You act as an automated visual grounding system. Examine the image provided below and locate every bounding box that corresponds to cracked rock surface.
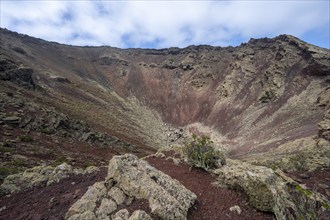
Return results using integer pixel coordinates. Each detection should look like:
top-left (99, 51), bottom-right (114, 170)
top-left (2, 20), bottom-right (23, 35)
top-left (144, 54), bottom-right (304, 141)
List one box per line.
top-left (66, 154), bottom-right (196, 220)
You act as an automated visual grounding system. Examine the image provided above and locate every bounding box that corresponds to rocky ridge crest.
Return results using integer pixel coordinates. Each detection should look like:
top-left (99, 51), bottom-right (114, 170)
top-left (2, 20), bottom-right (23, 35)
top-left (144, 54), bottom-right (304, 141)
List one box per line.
top-left (66, 154), bottom-right (196, 220)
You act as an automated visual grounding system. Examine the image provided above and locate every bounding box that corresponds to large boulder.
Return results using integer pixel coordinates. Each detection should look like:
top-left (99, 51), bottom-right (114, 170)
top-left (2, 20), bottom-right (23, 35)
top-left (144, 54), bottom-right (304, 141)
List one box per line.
top-left (66, 154), bottom-right (196, 220)
top-left (214, 160), bottom-right (330, 220)
top-left (65, 181), bottom-right (108, 220)
top-left (107, 154), bottom-right (196, 219)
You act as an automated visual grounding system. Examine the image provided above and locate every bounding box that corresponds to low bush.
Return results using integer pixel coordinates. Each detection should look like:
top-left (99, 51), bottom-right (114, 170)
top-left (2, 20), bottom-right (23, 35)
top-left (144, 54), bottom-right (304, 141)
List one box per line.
top-left (0, 166), bottom-right (21, 184)
top-left (53, 156), bottom-right (69, 166)
top-left (10, 159), bottom-right (27, 167)
top-left (19, 135), bottom-right (33, 142)
top-left (40, 128), bottom-right (54, 135)
top-left (0, 146), bottom-right (12, 153)
top-left (183, 134), bottom-right (226, 170)
top-left (2, 140), bottom-right (12, 147)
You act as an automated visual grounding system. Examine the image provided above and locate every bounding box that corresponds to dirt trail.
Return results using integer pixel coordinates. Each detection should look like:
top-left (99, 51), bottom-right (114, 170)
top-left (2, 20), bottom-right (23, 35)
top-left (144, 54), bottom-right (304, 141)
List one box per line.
top-left (146, 156), bottom-right (275, 220)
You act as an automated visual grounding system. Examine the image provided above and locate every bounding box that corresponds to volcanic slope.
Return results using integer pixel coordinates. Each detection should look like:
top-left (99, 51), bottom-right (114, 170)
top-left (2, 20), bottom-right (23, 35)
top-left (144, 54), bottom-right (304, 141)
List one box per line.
top-left (0, 28), bottom-right (329, 169)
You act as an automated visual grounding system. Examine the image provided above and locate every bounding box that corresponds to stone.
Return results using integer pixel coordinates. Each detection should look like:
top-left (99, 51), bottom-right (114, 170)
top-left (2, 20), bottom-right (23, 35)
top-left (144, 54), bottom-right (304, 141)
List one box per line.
top-left (108, 186), bottom-right (126, 205)
top-left (12, 154), bottom-right (28, 161)
top-left (128, 210), bottom-right (152, 220)
top-left (96, 198), bottom-right (117, 218)
top-left (106, 154), bottom-right (197, 220)
top-left (326, 190), bottom-right (330, 197)
top-left (66, 181), bottom-right (107, 220)
top-left (214, 160), bottom-right (330, 219)
top-left (112, 209), bottom-right (129, 220)
top-left (84, 166), bottom-right (100, 174)
top-left (0, 167), bottom-right (50, 194)
top-left (172, 157), bottom-right (181, 165)
top-left (319, 110), bottom-right (330, 141)
top-left (0, 206), bottom-right (7, 213)
top-left (318, 184), bottom-right (329, 189)
top-left (229, 205), bottom-right (242, 214)
top-left (3, 116), bottom-right (21, 122)
top-left (47, 163), bottom-right (74, 185)
top-left (3, 67), bottom-right (35, 89)
top-left (65, 154), bottom-right (196, 220)
top-left (316, 88), bottom-right (330, 107)
top-left (0, 163), bottom-right (87, 195)
top-left (81, 132), bottom-right (93, 142)
top-left (67, 211), bottom-right (96, 220)
top-left (3, 116), bottom-right (21, 127)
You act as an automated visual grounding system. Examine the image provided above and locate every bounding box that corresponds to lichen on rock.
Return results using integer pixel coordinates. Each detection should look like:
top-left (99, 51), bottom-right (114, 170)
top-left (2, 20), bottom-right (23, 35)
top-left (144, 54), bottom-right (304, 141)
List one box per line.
top-left (0, 163), bottom-right (99, 196)
top-left (214, 160), bottom-right (330, 219)
top-left (128, 210), bottom-right (152, 220)
top-left (66, 154), bottom-right (196, 220)
top-left (106, 154), bottom-right (196, 219)
top-left (319, 109), bottom-right (330, 141)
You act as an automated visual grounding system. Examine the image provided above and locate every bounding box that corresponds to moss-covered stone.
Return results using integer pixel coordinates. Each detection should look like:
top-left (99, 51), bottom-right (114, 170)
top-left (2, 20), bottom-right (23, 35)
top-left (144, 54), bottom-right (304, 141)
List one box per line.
top-left (214, 160), bottom-right (330, 219)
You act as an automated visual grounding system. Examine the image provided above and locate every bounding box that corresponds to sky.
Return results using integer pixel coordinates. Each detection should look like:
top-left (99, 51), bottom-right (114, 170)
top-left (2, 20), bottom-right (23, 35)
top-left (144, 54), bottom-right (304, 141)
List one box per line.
top-left (0, 1), bottom-right (329, 49)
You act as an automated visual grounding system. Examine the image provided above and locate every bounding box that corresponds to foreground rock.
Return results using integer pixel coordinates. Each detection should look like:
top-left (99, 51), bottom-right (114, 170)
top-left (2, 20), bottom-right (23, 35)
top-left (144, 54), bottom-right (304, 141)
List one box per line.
top-left (0, 163), bottom-right (99, 196)
top-left (215, 160), bottom-right (330, 219)
top-left (66, 154), bottom-right (196, 220)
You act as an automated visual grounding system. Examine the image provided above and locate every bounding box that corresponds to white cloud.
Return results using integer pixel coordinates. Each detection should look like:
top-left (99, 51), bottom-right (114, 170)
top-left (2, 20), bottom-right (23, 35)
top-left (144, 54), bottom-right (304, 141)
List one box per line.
top-left (0, 0), bottom-right (329, 48)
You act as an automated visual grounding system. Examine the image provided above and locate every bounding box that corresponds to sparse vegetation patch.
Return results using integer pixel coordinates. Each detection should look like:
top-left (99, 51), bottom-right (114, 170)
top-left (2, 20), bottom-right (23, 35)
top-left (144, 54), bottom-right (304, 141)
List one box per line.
top-left (19, 135), bottom-right (33, 142)
top-left (183, 134), bottom-right (226, 170)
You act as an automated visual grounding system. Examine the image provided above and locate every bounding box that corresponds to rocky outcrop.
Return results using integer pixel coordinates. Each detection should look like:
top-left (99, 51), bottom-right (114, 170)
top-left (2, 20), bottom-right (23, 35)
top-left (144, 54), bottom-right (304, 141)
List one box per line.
top-left (107, 154), bottom-right (196, 219)
top-left (2, 116), bottom-right (21, 127)
top-left (66, 154), bottom-right (196, 220)
top-left (214, 160), bottom-right (330, 219)
top-left (319, 109), bottom-right (330, 141)
top-left (0, 163), bottom-right (99, 196)
top-left (0, 55), bottom-right (35, 89)
top-left (0, 90), bottom-right (133, 150)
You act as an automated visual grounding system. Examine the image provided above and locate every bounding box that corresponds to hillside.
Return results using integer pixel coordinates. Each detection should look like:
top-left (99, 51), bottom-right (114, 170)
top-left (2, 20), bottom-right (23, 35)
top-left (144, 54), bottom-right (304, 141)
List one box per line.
top-left (0, 28), bottom-right (329, 219)
top-left (1, 28), bottom-right (329, 156)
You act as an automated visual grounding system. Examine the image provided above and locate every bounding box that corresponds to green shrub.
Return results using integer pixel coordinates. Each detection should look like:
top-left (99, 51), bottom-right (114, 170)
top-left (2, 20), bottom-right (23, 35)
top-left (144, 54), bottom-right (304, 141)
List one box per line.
top-left (40, 128), bottom-right (54, 135)
top-left (2, 140), bottom-right (12, 147)
top-left (0, 141), bottom-right (14, 153)
top-left (11, 159), bottom-right (26, 167)
top-left (0, 146), bottom-right (12, 153)
top-left (19, 135), bottom-right (33, 142)
top-left (289, 152), bottom-right (308, 171)
top-left (53, 156), bottom-right (69, 166)
top-left (183, 134), bottom-right (226, 170)
top-left (83, 161), bottom-right (95, 169)
top-left (0, 166), bottom-right (21, 184)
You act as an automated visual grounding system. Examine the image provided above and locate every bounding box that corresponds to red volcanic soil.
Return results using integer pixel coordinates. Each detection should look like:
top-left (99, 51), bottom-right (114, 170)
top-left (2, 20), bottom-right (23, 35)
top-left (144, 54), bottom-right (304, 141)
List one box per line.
top-left (0, 154), bottom-right (275, 220)
top-left (146, 155), bottom-right (275, 220)
top-left (286, 167), bottom-right (330, 201)
top-left (0, 168), bottom-right (107, 220)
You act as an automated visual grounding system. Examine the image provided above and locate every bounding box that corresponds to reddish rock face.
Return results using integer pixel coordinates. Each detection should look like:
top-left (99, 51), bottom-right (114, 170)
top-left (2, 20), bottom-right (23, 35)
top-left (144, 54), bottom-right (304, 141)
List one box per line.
top-left (0, 28), bottom-right (329, 157)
